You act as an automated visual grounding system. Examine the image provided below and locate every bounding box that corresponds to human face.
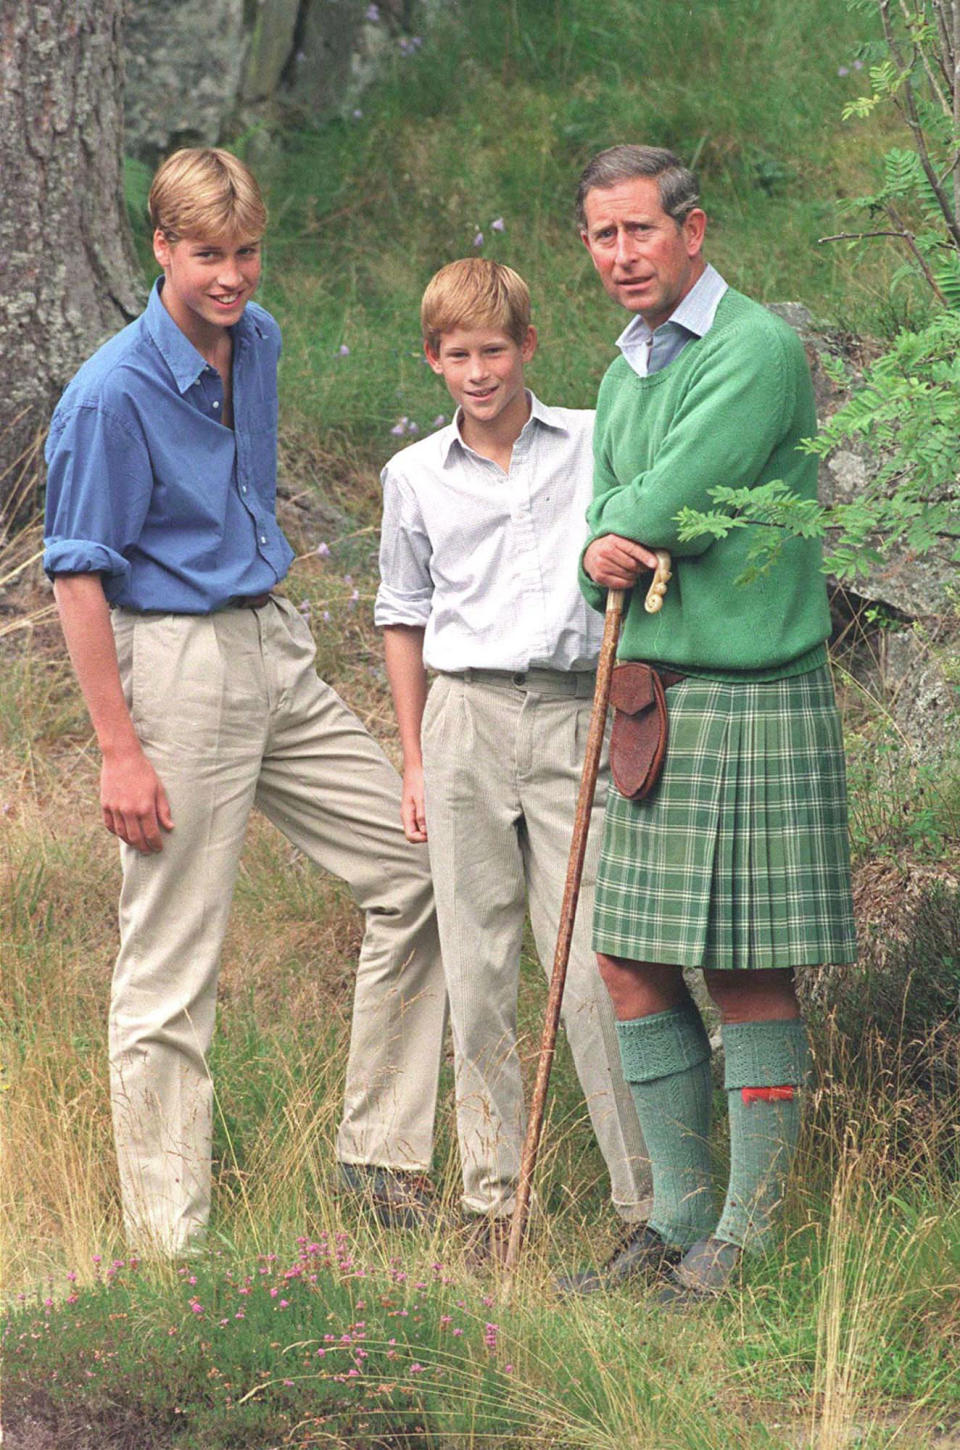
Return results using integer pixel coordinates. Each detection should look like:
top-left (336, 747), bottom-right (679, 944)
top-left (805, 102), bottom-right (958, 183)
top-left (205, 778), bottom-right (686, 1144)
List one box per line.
top-left (152, 230), bottom-right (262, 347)
top-left (425, 324), bottom-right (537, 438)
top-left (580, 176), bottom-right (706, 329)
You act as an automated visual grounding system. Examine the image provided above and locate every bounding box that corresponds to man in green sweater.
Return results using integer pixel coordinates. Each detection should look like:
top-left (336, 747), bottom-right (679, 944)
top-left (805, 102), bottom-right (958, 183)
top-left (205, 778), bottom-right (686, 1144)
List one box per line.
top-left (567, 144), bottom-right (856, 1304)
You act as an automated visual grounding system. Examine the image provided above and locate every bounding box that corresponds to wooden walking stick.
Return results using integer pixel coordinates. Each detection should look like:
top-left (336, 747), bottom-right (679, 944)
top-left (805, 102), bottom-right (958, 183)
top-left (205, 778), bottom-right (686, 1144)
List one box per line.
top-left (503, 551), bottom-right (671, 1277)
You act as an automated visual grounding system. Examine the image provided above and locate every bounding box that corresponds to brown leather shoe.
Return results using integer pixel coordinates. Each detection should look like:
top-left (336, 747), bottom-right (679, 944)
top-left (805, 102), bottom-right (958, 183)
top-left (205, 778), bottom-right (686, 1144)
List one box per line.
top-left (338, 1163), bottom-right (436, 1231)
top-left (462, 1214), bottom-right (513, 1270)
top-left (656, 1236), bottom-right (742, 1308)
top-left (556, 1224), bottom-right (681, 1295)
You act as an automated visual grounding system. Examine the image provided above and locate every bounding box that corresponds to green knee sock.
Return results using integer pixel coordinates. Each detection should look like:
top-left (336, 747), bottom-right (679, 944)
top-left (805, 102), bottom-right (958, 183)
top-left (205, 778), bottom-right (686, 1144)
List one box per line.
top-left (616, 1000), bottom-right (715, 1250)
top-left (715, 1018), bottom-right (811, 1251)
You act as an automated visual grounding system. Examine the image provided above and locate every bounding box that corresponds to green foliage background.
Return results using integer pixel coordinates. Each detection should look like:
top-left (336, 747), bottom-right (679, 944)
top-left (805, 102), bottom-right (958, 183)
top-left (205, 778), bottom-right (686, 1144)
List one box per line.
top-left (211, 0), bottom-right (905, 452)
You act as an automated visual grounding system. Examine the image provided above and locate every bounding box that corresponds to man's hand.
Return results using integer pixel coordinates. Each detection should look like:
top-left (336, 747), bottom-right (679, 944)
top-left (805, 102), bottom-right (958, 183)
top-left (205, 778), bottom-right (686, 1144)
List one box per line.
top-left (53, 573), bottom-right (175, 854)
top-left (101, 745), bottom-right (174, 854)
top-left (400, 762), bottom-right (428, 844)
top-left (583, 534), bottom-right (662, 589)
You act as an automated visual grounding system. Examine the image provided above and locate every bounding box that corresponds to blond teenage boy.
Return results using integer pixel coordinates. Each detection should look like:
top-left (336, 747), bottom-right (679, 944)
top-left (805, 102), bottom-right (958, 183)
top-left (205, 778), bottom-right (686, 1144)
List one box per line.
top-left (43, 148), bottom-right (447, 1256)
top-left (376, 259), bottom-right (651, 1263)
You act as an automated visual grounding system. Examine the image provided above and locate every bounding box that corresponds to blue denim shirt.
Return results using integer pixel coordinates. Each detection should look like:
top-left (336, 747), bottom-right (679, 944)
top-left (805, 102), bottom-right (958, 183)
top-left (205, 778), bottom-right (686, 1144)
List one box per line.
top-left (44, 280), bottom-right (294, 613)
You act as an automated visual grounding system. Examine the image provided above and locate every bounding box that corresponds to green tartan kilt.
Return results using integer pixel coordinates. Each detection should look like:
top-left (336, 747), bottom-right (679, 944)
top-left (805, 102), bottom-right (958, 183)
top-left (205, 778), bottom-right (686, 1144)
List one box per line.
top-left (592, 665), bottom-right (857, 970)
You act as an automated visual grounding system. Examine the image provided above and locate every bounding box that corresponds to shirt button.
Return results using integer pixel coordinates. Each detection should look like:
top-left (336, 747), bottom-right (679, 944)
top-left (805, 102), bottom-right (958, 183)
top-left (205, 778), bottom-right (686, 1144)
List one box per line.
top-left (259, 535), bottom-right (267, 545)
top-left (212, 401), bottom-right (219, 409)
top-left (241, 485), bottom-right (248, 493)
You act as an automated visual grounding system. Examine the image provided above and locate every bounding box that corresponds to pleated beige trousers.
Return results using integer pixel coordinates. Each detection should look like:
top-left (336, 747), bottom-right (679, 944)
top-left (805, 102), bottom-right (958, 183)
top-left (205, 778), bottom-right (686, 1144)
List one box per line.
top-left (110, 597), bottom-right (446, 1254)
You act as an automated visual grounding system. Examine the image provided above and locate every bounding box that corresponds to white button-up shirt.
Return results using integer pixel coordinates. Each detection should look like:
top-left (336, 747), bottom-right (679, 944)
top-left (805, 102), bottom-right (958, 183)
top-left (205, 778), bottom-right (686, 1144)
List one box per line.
top-left (375, 393), bottom-right (603, 672)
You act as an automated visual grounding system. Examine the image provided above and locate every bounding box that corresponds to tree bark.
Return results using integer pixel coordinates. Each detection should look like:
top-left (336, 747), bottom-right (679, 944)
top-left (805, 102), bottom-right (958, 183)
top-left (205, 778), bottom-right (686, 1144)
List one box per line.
top-left (0, 0), bottom-right (144, 529)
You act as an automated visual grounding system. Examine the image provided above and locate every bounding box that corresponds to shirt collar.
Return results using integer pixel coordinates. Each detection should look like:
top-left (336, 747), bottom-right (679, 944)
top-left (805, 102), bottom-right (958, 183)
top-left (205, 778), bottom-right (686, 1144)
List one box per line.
top-left (439, 390), bottom-right (568, 466)
top-left (615, 262), bottom-right (728, 355)
top-left (144, 278), bottom-right (264, 394)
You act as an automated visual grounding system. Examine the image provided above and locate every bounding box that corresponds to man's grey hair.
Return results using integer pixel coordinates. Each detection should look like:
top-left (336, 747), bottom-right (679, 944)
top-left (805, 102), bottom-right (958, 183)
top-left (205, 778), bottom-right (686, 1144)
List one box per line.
top-left (576, 145), bottom-right (701, 231)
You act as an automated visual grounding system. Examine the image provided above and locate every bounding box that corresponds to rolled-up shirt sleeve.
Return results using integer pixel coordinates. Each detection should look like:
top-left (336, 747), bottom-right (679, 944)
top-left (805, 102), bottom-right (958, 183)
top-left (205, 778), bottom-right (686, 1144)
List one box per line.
top-left (44, 401), bottom-right (153, 584)
top-left (374, 466), bottom-right (434, 627)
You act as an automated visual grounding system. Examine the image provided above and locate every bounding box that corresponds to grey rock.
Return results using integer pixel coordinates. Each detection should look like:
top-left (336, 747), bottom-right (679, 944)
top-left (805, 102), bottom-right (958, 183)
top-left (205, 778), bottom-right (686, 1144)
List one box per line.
top-left (879, 626), bottom-right (959, 767)
top-left (122, 0), bottom-right (442, 159)
top-left (771, 303), bottom-right (958, 619)
top-left (124, 0), bottom-right (248, 157)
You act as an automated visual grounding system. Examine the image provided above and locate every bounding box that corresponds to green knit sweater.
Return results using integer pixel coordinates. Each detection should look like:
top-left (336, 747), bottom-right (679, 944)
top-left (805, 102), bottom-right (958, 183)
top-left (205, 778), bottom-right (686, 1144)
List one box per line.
top-left (579, 288), bottom-right (831, 680)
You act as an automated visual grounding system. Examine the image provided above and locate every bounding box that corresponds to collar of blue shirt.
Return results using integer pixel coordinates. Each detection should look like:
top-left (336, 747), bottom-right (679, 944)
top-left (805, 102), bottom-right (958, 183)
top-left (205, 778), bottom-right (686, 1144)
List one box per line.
top-left (616, 262), bottom-right (728, 378)
top-left (144, 277), bottom-right (270, 395)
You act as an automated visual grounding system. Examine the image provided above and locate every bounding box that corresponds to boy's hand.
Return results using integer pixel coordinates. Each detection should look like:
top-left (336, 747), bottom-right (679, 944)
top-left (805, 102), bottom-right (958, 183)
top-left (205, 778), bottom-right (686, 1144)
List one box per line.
top-left (400, 763), bottom-right (428, 844)
top-left (101, 746), bottom-right (174, 854)
top-left (583, 533), bottom-right (661, 589)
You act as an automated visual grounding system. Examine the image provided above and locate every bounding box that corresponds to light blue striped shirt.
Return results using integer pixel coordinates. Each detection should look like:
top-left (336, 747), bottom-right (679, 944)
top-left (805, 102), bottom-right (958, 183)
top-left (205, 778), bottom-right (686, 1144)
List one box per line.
top-left (616, 263), bottom-right (728, 377)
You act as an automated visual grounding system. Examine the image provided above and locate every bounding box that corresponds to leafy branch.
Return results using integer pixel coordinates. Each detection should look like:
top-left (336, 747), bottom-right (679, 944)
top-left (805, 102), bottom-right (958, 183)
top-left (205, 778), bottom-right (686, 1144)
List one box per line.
top-left (823, 0), bottom-right (960, 304)
top-left (676, 311), bottom-right (960, 583)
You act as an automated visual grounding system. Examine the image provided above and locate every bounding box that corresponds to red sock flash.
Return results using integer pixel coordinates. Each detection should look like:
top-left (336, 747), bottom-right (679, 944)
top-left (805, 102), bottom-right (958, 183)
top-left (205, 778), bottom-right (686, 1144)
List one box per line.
top-left (741, 1085), bottom-right (796, 1104)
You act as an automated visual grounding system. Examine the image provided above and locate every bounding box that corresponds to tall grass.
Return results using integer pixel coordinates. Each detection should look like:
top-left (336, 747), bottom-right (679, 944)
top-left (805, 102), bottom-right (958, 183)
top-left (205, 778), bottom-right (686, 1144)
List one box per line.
top-left (4, 506), bottom-right (959, 1446)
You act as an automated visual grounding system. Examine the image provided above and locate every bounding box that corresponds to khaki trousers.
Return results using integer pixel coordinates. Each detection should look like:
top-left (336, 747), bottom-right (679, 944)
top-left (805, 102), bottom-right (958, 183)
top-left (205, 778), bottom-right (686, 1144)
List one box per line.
top-left (110, 598), bottom-right (446, 1254)
top-left (421, 671), bottom-right (652, 1219)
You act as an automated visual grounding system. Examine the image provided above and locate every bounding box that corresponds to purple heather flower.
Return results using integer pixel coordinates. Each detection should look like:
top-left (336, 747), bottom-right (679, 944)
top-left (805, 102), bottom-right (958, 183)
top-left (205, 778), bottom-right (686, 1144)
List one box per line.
top-left (491, 216), bottom-right (505, 232)
top-left (365, 4), bottom-right (380, 20)
top-left (838, 65), bottom-right (850, 76)
top-left (390, 416), bottom-right (409, 436)
top-left (432, 414), bottom-right (447, 428)
top-left (473, 231), bottom-right (484, 248)
top-left (316, 541), bottom-right (330, 557)
top-left (352, 108), bottom-right (364, 119)
top-left (853, 57), bottom-right (864, 69)
top-left (336, 343), bottom-right (350, 357)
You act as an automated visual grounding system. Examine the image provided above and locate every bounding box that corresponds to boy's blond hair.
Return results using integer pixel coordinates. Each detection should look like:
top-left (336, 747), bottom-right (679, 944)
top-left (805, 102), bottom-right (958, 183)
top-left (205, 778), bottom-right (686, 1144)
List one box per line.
top-left (421, 259), bottom-right (531, 352)
top-left (148, 148), bottom-right (267, 243)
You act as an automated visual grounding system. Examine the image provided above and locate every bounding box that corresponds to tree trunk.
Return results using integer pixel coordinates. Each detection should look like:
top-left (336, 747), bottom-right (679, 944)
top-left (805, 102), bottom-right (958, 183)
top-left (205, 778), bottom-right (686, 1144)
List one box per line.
top-left (0, 0), bottom-right (144, 530)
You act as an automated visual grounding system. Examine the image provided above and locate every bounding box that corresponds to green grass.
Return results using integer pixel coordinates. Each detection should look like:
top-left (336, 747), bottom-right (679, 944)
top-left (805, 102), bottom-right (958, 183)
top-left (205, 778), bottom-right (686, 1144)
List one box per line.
top-left (235, 0), bottom-right (914, 465)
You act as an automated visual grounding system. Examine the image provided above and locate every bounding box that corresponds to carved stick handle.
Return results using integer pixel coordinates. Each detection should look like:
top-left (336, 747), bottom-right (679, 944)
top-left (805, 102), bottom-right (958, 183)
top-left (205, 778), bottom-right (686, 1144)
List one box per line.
top-left (644, 550), bottom-right (672, 614)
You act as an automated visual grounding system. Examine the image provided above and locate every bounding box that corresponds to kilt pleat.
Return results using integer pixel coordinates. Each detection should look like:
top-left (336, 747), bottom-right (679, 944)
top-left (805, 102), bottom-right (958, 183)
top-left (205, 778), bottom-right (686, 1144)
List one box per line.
top-left (592, 666), bottom-right (857, 970)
